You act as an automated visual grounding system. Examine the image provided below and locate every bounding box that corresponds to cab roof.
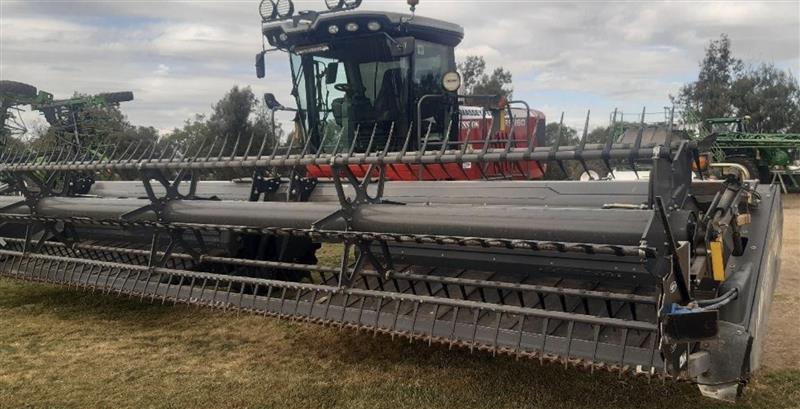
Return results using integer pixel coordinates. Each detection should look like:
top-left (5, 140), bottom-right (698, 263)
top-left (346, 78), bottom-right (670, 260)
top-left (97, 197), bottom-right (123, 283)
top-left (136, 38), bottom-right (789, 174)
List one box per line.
top-left (262, 10), bottom-right (464, 49)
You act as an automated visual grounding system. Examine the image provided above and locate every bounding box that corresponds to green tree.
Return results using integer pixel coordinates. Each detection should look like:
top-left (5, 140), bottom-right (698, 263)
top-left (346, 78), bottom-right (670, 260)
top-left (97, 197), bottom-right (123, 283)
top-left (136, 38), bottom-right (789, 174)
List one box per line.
top-left (675, 34), bottom-right (800, 133)
top-left (730, 64), bottom-right (800, 132)
top-left (208, 86), bottom-right (257, 140)
top-left (163, 86), bottom-right (278, 179)
top-left (457, 56), bottom-right (485, 95)
top-left (543, 122), bottom-right (578, 180)
top-left (674, 34), bottom-right (743, 121)
top-left (29, 98), bottom-right (158, 161)
top-left (457, 56), bottom-right (513, 98)
top-left (545, 121), bottom-right (578, 147)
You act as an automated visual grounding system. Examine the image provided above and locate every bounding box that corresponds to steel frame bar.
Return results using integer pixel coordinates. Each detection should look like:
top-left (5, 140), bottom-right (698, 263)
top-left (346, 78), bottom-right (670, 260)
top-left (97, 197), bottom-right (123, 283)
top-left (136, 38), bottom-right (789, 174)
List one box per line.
top-left (0, 145), bottom-right (680, 174)
top-left (0, 213), bottom-right (655, 259)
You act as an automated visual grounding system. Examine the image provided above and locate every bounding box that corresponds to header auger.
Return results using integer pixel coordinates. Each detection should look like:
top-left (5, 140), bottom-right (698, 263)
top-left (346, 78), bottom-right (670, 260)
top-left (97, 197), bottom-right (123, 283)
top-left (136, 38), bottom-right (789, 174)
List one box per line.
top-left (0, 0), bottom-right (783, 403)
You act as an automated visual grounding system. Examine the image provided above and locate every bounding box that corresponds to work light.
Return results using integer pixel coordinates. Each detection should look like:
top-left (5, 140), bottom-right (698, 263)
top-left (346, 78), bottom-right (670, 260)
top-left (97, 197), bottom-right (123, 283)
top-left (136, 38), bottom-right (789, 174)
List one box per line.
top-left (259, 0), bottom-right (276, 20)
top-left (275, 0), bottom-right (294, 18)
top-left (342, 0), bottom-right (362, 9)
top-left (325, 0), bottom-right (361, 10)
top-left (325, 0), bottom-right (343, 10)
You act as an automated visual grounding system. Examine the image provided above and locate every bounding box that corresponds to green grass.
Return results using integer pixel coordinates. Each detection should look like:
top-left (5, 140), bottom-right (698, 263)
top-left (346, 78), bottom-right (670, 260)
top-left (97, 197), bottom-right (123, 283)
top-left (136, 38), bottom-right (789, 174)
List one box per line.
top-left (0, 278), bottom-right (798, 409)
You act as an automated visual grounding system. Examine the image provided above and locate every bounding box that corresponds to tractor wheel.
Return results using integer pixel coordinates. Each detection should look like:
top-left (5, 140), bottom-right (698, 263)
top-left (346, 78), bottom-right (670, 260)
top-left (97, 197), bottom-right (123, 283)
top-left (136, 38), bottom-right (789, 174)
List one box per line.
top-left (98, 91), bottom-right (134, 104)
top-left (726, 157), bottom-right (760, 181)
top-left (573, 159), bottom-right (610, 181)
top-left (0, 80), bottom-right (37, 99)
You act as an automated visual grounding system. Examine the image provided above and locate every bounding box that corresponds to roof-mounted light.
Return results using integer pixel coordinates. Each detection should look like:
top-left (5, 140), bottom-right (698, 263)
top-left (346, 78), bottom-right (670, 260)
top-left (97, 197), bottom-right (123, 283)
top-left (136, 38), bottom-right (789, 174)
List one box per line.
top-left (275, 0), bottom-right (295, 18)
top-left (328, 25), bottom-right (340, 34)
top-left (345, 22), bottom-right (359, 32)
top-left (260, 0), bottom-right (294, 21)
top-left (324, 0), bottom-right (362, 11)
top-left (259, 0), bottom-right (276, 21)
top-left (367, 21), bottom-right (381, 31)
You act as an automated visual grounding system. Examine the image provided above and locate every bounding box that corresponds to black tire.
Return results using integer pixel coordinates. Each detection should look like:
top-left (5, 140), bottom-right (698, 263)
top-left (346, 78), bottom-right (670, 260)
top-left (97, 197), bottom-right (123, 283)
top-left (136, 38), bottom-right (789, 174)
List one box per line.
top-left (727, 157), bottom-right (759, 181)
top-left (569, 159), bottom-right (611, 180)
top-left (0, 80), bottom-right (37, 99)
top-left (98, 91), bottom-right (134, 104)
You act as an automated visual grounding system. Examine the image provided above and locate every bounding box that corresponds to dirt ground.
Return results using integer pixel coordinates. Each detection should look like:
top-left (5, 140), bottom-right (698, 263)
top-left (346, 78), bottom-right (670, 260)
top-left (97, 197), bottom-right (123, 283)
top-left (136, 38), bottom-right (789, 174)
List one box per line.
top-left (0, 196), bottom-right (797, 409)
top-left (762, 194), bottom-right (800, 371)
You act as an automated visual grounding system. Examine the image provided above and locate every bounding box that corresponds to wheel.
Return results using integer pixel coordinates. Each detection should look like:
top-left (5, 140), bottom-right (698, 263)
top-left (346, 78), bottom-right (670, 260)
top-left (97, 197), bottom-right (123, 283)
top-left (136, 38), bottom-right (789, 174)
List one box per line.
top-left (570, 160), bottom-right (610, 180)
top-left (98, 91), bottom-right (134, 104)
top-left (726, 157), bottom-right (759, 181)
top-left (579, 170), bottom-right (601, 181)
top-left (0, 80), bottom-right (37, 99)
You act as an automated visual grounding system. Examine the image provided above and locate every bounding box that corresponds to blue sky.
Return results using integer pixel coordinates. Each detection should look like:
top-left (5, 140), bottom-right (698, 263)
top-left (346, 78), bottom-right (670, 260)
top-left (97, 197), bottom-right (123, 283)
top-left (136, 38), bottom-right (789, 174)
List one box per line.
top-left (2, 0), bottom-right (798, 133)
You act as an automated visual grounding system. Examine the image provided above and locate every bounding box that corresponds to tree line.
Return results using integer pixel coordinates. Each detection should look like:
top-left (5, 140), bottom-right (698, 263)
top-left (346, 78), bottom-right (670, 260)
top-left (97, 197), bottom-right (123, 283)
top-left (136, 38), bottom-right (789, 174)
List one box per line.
top-left (9, 33), bottom-right (797, 181)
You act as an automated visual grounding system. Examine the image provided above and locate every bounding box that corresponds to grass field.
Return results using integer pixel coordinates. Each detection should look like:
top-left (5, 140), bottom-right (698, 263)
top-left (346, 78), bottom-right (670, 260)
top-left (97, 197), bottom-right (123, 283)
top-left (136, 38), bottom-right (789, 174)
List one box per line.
top-left (0, 196), bottom-right (798, 409)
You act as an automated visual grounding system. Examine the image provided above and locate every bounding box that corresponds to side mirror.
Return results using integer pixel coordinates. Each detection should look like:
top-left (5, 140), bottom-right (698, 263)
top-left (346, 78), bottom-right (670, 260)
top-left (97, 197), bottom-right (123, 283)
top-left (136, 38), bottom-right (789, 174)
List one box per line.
top-left (389, 36), bottom-right (415, 57)
top-left (325, 62), bottom-right (339, 84)
top-left (264, 93), bottom-right (283, 110)
top-left (255, 51), bottom-right (266, 79)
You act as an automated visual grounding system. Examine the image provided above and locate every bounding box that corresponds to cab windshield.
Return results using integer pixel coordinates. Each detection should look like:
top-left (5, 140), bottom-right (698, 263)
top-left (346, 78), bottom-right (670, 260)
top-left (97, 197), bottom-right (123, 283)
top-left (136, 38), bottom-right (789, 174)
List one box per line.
top-left (290, 36), bottom-right (456, 153)
top-left (291, 37), bottom-right (410, 152)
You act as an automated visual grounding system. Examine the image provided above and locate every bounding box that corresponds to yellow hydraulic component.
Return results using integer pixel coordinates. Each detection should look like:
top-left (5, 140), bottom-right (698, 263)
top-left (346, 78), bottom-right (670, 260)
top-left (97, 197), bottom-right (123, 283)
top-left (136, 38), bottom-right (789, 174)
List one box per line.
top-left (499, 109), bottom-right (507, 132)
top-left (710, 238), bottom-right (726, 281)
top-left (497, 96), bottom-right (508, 132)
top-left (737, 213), bottom-right (752, 226)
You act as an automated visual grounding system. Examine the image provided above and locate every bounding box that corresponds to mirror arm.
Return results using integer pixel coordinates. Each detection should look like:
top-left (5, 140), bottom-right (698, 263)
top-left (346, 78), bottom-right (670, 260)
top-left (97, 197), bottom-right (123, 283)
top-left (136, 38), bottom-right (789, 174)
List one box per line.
top-left (381, 32), bottom-right (403, 51)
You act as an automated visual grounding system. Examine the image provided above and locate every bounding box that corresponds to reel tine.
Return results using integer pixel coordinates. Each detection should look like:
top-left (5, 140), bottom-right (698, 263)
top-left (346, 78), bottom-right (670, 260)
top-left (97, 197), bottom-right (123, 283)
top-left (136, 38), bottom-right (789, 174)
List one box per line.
top-left (264, 285), bottom-right (274, 317)
top-left (173, 275), bottom-right (186, 306)
top-left (469, 308), bottom-right (479, 353)
top-left (230, 133), bottom-right (242, 161)
top-left (197, 277), bottom-right (209, 308)
top-left (540, 317), bottom-right (550, 365)
top-left (591, 324), bottom-right (601, 374)
top-left (448, 306), bottom-right (459, 350)
top-left (577, 110), bottom-right (593, 179)
top-left (256, 132), bottom-right (270, 160)
top-left (204, 136), bottom-right (219, 162)
top-left (243, 132), bottom-right (255, 161)
top-left (217, 135), bottom-right (230, 161)
top-left (492, 311), bottom-right (503, 356)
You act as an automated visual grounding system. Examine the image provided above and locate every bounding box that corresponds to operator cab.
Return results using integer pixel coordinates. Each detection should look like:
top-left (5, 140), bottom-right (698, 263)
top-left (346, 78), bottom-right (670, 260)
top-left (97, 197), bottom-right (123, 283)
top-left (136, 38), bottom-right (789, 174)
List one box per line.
top-left (259, 3), bottom-right (463, 153)
top-left (705, 117), bottom-right (749, 134)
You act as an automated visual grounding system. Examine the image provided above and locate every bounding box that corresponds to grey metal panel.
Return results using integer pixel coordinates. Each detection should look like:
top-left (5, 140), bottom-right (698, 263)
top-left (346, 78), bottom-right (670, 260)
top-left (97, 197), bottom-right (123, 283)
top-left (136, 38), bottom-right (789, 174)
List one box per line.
top-left (0, 196), bottom-right (652, 245)
top-left (89, 180), bottom-right (651, 207)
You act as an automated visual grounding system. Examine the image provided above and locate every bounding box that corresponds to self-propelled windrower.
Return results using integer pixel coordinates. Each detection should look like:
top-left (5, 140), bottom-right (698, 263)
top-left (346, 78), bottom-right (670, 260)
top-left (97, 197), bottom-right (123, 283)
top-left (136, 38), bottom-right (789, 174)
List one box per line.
top-left (0, 0), bottom-right (783, 402)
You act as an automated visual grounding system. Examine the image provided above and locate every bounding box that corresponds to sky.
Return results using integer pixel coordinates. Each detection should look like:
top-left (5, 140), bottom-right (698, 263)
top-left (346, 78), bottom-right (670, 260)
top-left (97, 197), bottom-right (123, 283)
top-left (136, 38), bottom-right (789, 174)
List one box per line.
top-left (1, 0), bottom-right (799, 133)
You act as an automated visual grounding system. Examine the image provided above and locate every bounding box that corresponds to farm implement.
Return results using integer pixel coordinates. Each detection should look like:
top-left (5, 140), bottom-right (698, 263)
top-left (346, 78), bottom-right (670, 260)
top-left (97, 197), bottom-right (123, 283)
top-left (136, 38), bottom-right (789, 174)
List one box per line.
top-left (0, 0), bottom-right (784, 403)
top-left (704, 116), bottom-right (800, 183)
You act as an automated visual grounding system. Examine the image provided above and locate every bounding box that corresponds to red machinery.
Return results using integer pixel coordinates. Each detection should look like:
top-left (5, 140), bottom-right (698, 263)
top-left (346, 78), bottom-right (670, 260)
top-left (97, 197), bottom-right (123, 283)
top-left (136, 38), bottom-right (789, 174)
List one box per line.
top-left (307, 105), bottom-right (547, 180)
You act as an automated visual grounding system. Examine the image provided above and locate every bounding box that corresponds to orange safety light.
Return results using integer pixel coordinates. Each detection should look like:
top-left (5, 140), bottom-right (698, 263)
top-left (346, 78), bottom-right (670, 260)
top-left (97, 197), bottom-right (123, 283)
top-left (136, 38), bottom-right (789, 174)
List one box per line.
top-left (692, 153), bottom-right (710, 171)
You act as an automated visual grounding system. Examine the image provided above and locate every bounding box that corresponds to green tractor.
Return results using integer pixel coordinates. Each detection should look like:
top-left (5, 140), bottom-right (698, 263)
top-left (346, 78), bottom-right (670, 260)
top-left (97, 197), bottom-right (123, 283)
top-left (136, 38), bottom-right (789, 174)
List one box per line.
top-left (0, 80), bottom-right (50, 146)
top-left (1, 80), bottom-right (133, 147)
top-left (703, 116), bottom-right (800, 182)
top-left (1, 80), bottom-right (134, 194)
